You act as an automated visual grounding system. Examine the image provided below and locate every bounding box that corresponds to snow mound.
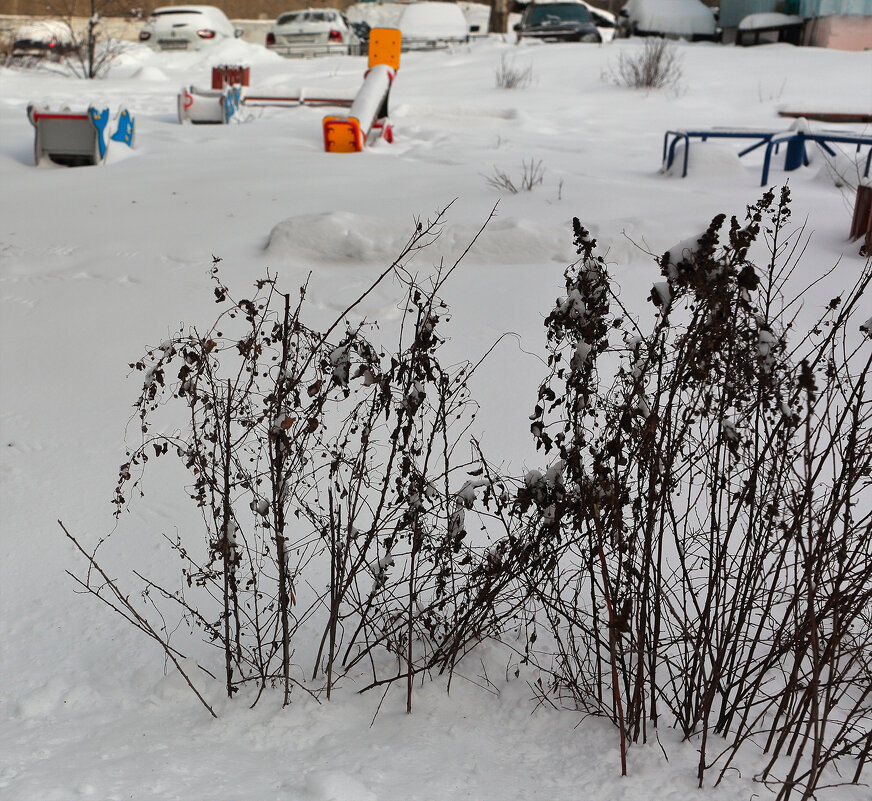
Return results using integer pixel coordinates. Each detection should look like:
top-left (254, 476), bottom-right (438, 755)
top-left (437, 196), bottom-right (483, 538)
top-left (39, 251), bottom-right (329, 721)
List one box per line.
top-left (813, 145), bottom-right (867, 188)
top-left (114, 38), bottom-right (284, 80)
top-left (662, 142), bottom-right (746, 179)
top-left (150, 668), bottom-right (199, 704)
top-left (265, 212), bottom-right (575, 265)
top-left (129, 65), bottom-right (170, 81)
top-left (17, 676), bottom-right (68, 719)
top-left (304, 771), bottom-right (377, 801)
top-left (739, 13), bottom-right (802, 30)
top-left (15, 677), bottom-right (100, 719)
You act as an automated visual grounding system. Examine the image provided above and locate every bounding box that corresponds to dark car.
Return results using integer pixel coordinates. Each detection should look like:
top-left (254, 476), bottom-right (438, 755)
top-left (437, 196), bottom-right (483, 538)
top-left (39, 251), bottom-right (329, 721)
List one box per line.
top-left (11, 22), bottom-right (78, 61)
top-left (350, 20), bottom-right (371, 53)
top-left (515, 2), bottom-right (602, 43)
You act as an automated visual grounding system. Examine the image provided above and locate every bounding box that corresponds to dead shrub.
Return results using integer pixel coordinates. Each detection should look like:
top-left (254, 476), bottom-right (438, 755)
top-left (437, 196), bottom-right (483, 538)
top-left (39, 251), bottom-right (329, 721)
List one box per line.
top-left (495, 54), bottom-right (534, 89)
top-left (608, 38), bottom-right (683, 90)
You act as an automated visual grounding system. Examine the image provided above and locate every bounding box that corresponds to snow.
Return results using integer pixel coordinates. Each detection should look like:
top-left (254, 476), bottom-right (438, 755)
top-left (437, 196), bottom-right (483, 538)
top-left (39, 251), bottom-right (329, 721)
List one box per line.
top-left (347, 2), bottom-right (491, 34)
top-left (622, 0), bottom-right (717, 36)
top-left (398, 1), bottom-right (470, 44)
top-left (13, 20), bottom-right (75, 44)
top-left (738, 12), bottom-right (804, 29)
top-left (1, 24), bottom-right (871, 801)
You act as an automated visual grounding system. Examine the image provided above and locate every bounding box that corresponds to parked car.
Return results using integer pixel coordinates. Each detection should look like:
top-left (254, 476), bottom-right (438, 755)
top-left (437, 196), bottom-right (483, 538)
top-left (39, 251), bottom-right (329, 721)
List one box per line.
top-left (349, 20), bottom-right (371, 52)
top-left (618, 0), bottom-right (719, 40)
top-left (515, 1), bottom-right (602, 43)
top-left (138, 5), bottom-right (242, 51)
top-left (580, 2), bottom-right (618, 41)
top-left (266, 8), bottom-right (362, 57)
top-left (398, 2), bottom-right (470, 49)
top-left (11, 21), bottom-right (77, 61)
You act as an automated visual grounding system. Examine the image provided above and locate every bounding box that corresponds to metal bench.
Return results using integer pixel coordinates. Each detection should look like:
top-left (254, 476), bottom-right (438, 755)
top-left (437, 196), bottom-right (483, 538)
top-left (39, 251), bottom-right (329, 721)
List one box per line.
top-left (662, 124), bottom-right (872, 186)
top-left (761, 131), bottom-right (872, 185)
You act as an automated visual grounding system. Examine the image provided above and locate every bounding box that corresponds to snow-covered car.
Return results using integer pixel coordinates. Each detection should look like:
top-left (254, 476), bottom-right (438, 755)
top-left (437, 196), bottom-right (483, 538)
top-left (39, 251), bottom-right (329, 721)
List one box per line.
top-left (11, 21), bottom-right (77, 61)
top-left (138, 6), bottom-right (242, 52)
top-left (265, 8), bottom-right (362, 57)
top-left (398, 2), bottom-right (470, 49)
top-left (515, 1), bottom-right (602, 43)
top-left (618, 0), bottom-right (719, 40)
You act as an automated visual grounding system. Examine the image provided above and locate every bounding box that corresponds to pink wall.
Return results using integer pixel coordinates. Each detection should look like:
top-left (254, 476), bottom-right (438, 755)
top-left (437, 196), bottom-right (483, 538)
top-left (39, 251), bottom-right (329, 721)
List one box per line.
top-left (805, 15), bottom-right (872, 50)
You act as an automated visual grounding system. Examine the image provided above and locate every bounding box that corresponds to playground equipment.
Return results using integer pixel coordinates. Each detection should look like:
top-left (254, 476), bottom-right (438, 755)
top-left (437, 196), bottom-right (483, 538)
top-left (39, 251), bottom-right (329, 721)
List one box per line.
top-left (322, 28), bottom-right (401, 153)
top-left (178, 63), bottom-right (246, 124)
top-left (173, 30), bottom-right (403, 149)
top-left (212, 64), bottom-right (249, 90)
top-left (662, 119), bottom-right (872, 186)
top-left (27, 104), bottom-right (134, 166)
top-left (242, 90), bottom-right (354, 109)
top-left (178, 85), bottom-right (242, 124)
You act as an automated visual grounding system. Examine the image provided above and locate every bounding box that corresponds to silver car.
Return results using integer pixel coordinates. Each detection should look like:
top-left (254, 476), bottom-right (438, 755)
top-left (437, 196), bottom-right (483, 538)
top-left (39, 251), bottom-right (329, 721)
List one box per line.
top-left (266, 8), bottom-right (361, 58)
top-left (139, 5), bottom-right (242, 52)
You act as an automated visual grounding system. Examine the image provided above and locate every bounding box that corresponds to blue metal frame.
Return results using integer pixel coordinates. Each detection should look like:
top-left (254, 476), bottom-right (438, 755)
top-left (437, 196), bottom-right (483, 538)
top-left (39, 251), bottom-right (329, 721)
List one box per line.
top-left (110, 108), bottom-right (135, 147)
top-left (760, 132), bottom-right (872, 185)
top-left (88, 106), bottom-right (110, 160)
top-left (663, 128), bottom-right (872, 186)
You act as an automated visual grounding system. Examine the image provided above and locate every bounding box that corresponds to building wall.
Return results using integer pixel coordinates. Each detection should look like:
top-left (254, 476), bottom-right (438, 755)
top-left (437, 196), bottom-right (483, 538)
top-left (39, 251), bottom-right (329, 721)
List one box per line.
top-left (805, 13), bottom-right (872, 47)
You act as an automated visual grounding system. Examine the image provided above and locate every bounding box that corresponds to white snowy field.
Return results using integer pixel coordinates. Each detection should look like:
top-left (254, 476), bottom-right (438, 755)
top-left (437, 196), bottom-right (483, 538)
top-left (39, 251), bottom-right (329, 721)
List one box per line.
top-left (1, 26), bottom-right (871, 801)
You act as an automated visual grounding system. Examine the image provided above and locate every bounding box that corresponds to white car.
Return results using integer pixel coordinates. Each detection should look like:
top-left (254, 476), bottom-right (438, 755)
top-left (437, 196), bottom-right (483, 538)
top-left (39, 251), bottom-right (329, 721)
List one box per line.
top-left (139, 5), bottom-right (242, 51)
top-left (399, 2), bottom-right (470, 49)
top-left (619, 0), bottom-right (718, 40)
top-left (266, 8), bottom-right (361, 58)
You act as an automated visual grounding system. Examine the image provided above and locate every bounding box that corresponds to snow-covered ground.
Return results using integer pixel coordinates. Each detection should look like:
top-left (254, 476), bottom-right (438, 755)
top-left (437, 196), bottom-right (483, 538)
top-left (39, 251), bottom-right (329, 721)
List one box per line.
top-left (1, 27), bottom-right (871, 801)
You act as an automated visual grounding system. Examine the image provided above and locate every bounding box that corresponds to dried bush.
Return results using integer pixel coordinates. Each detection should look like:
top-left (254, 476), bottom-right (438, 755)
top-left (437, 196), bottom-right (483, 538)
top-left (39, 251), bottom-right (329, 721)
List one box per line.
top-left (484, 159), bottom-right (545, 194)
top-left (495, 54), bottom-right (534, 89)
top-left (608, 38), bottom-right (683, 90)
top-left (64, 191), bottom-right (872, 800)
top-left (521, 187), bottom-right (872, 798)
top-left (71, 208), bottom-right (538, 713)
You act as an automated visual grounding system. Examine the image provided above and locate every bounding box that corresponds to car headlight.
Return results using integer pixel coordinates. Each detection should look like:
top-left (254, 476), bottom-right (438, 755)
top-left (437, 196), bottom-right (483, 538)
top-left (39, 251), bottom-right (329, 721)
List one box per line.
top-left (139, 31), bottom-right (151, 41)
top-left (580, 32), bottom-right (600, 43)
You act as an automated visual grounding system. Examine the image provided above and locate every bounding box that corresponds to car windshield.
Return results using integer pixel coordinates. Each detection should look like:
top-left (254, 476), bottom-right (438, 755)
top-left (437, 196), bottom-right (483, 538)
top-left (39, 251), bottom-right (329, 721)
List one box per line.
top-left (277, 10), bottom-right (336, 24)
top-left (153, 9), bottom-right (203, 15)
top-left (528, 4), bottom-right (593, 24)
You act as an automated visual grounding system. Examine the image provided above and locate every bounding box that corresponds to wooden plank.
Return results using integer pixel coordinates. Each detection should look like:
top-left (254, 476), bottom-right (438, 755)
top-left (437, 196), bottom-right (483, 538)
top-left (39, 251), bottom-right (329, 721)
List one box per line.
top-left (778, 111), bottom-right (872, 124)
